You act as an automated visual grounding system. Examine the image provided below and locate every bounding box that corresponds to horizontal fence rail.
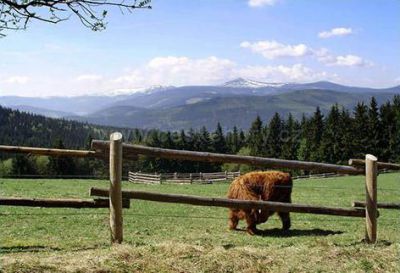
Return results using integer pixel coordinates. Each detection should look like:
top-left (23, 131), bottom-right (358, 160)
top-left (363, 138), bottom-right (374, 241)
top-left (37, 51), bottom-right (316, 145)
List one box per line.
top-left (90, 187), bottom-right (367, 218)
top-left (349, 159), bottom-right (400, 170)
top-left (92, 141), bottom-right (364, 175)
top-left (0, 144), bottom-right (138, 160)
top-left (0, 197), bottom-right (130, 208)
top-left (352, 201), bottom-right (400, 210)
top-left (0, 145), bottom-right (101, 158)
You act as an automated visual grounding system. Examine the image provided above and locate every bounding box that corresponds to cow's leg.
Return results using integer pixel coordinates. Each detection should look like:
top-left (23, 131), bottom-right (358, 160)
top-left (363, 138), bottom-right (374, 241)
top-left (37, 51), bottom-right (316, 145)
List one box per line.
top-left (245, 210), bottom-right (258, 235)
top-left (228, 209), bottom-right (239, 230)
top-left (278, 212), bottom-right (291, 231)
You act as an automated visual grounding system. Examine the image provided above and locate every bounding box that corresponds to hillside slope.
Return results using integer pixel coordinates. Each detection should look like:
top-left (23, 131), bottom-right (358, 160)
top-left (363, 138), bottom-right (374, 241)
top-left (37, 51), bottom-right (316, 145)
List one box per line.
top-left (72, 89), bottom-right (397, 130)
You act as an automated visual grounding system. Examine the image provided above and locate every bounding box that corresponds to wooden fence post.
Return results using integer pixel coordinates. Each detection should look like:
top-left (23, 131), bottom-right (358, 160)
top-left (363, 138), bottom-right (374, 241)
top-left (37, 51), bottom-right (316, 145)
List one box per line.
top-left (109, 132), bottom-right (123, 244)
top-left (365, 154), bottom-right (378, 244)
top-left (190, 173), bottom-right (193, 184)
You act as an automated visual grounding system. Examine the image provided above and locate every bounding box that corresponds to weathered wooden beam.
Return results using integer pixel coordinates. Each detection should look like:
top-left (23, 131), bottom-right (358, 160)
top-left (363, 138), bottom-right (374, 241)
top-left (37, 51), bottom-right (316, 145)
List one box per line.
top-left (109, 132), bottom-right (124, 244)
top-left (95, 147), bottom-right (139, 161)
top-left (0, 145), bottom-right (101, 158)
top-left (353, 201), bottom-right (400, 210)
top-left (365, 154), bottom-right (378, 244)
top-left (90, 187), bottom-right (366, 218)
top-left (92, 140), bottom-right (363, 175)
top-left (349, 159), bottom-right (400, 170)
top-left (0, 144), bottom-right (138, 160)
top-left (0, 197), bottom-right (130, 208)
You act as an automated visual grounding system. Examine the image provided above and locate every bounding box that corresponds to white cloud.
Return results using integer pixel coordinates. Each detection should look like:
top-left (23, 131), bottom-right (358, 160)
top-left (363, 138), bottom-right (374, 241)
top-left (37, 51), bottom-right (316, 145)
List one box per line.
top-left (114, 56), bottom-right (236, 87)
top-left (4, 76), bottom-right (29, 84)
top-left (0, 55), bottom-right (366, 96)
top-left (330, 55), bottom-right (371, 67)
top-left (75, 74), bottom-right (103, 81)
top-left (248, 0), bottom-right (278, 7)
top-left (241, 40), bottom-right (372, 67)
top-left (316, 49), bottom-right (372, 67)
top-left (318, 27), bottom-right (353, 39)
top-left (236, 63), bottom-right (337, 82)
top-left (113, 56), bottom-right (336, 89)
top-left (240, 40), bottom-right (311, 59)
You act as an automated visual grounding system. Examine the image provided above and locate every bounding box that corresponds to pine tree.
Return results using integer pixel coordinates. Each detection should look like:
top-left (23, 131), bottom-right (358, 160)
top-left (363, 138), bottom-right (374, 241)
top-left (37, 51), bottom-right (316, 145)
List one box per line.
top-left (177, 130), bottom-right (188, 150)
top-left (247, 115), bottom-right (263, 156)
top-left (144, 130), bottom-right (162, 171)
top-left (198, 126), bottom-right (213, 152)
top-left (239, 130), bottom-right (246, 148)
top-left (308, 107), bottom-right (324, 162)
top-left (127, 130), bottom-right (134, 142)
top-left (198, 126), bottom-right (216, 171)
top-left (379, 102), bottom-right (396, 161)
top-left (353, 102), bottom-right (369, 158)
top-left (319, 104), bottom-right (341, 163)
top-left (159, 131), bottom-right (175, 171)
top-left (392, 95), bottom-right (400, 162)
top-left (186, 128), bottom-right (196, 150)
top-left (175, 130), bottom-right (190, 172)
top-left (11, 155), bottom-right (37, 175)
top-left (47, 139), bottom-right (76, 175)
top-left (163, 131), bottom-right (175, 149)
top-left (212, 122), bottom-right (228, 154)
top-left (368, 97), bottom-right (382, 157)
top-left (281, 113), bottom-right (300, 160)
top-left (231, 126), bottom-right (241, 153)
top-left (133, 128), bottom-right (143, 143)
top-left (297, 115), bottom-right (311, 161)
top-left (338, 109), bottom-right (355, 162)
top-left (263, 112), bottom-right (283, 158)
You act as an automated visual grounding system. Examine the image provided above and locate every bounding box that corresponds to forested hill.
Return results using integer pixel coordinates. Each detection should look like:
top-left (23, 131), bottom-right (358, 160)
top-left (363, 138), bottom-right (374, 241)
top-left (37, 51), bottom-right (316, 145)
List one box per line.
top-left (0, 106), bottom-right (139, 149)
top-left (1, 95), bottom-right (400, 177)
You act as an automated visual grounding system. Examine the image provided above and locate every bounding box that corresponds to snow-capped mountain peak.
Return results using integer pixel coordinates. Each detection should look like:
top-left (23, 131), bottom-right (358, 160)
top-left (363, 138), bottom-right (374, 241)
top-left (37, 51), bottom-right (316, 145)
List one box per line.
top-left (222, 78), bottom-right (287, 88)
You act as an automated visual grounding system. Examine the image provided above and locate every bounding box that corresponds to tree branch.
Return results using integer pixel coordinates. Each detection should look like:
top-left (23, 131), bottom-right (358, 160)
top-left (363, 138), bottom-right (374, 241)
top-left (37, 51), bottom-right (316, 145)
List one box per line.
top-left (0, 0), bottom-right (151, 36)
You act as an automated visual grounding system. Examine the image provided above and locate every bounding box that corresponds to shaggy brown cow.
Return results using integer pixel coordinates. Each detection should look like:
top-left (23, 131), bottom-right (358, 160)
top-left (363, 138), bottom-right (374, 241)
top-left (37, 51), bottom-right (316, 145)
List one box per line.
top-left (227, 171), bottom-right (292, 235)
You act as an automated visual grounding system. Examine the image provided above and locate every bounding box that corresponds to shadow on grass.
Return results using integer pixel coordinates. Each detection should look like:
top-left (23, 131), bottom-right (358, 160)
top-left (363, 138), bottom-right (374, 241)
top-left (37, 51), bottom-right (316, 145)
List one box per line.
top-left (233, 228), bottom-right (343, 237)
top-left (259, 228), bottom-right (343, 237)
top-left (336, 239), bottom-right (392, 247)
top-left (0, 245), bottom-right (61, 254)
top-left (0, 244), bottom-right (108, 254)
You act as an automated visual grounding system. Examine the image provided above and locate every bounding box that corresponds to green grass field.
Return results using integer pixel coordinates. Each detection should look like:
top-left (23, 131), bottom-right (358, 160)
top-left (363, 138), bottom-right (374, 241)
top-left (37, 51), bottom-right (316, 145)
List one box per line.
top-left (1, 173), bottom-right (399, 273)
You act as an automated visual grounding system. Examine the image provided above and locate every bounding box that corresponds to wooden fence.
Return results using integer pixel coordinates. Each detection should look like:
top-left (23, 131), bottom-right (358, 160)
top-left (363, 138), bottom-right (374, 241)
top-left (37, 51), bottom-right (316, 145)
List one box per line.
top-left (128, 172), bottom-right (161, 184)
top-left (129, 171), bottom-right (395, 184)
top-left (92, 141), bottom-right (363, 174)
top-left (1, 137), bottom-right (400, 245)
top-left (128, 171), bottom-right (241, 184)
top-left (90, 187), bottom-right (367, 217)
top-left (91, 138), bottom-right (392, 244)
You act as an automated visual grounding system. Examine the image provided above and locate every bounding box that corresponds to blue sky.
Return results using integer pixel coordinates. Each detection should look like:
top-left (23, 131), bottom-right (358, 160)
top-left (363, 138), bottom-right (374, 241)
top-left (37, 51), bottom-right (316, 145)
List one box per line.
top-left (0, 0), bottom-right (399, 96)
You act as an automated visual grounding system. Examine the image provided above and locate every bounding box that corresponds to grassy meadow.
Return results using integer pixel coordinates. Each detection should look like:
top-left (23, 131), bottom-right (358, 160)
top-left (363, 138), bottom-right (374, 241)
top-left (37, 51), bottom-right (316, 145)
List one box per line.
top-left (0, 173), bottom-right (399, 272)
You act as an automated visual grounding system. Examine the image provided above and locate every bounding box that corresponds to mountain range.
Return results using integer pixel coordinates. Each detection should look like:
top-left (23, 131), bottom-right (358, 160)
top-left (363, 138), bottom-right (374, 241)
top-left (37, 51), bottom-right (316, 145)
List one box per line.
top-left (1, 79), bottom-right (399, 130)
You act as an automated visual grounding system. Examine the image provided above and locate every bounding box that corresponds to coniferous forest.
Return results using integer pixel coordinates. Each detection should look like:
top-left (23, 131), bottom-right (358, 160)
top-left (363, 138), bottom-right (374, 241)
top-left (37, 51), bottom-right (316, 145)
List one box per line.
top-left (1, 95), bottom-right (399, 177)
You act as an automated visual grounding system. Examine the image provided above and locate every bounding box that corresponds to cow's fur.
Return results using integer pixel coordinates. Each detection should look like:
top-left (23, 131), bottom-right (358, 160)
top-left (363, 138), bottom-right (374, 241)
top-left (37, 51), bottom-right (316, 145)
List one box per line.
top-left (227, 171), bottom-right (292, 235)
